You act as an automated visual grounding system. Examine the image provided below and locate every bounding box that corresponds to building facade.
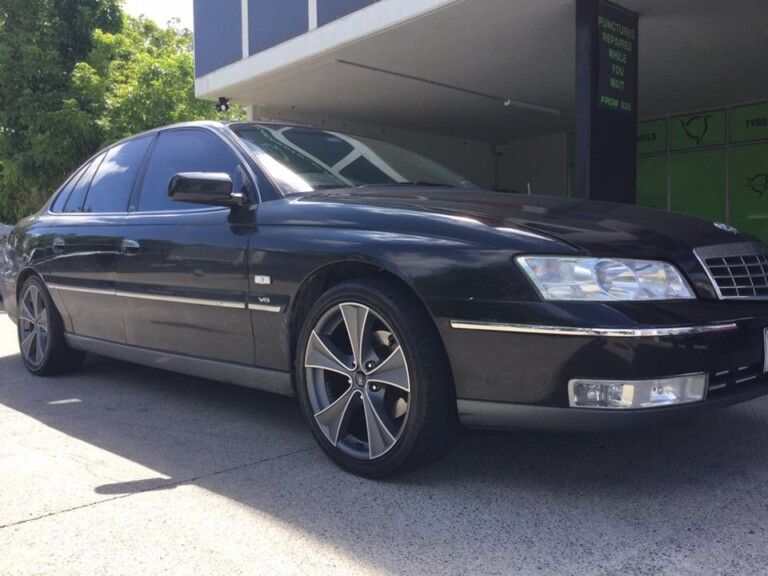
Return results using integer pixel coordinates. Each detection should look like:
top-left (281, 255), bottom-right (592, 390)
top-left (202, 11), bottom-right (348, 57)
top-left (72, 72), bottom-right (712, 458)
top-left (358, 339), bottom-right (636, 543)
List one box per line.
top-left (193, 0), bottom-right (768, 242)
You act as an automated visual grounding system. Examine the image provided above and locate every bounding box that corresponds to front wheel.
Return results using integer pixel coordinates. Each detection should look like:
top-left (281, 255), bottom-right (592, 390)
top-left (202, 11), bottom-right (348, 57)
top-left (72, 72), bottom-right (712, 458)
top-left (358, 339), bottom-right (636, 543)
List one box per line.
top-left (296, 279), bottom-right (458, 478)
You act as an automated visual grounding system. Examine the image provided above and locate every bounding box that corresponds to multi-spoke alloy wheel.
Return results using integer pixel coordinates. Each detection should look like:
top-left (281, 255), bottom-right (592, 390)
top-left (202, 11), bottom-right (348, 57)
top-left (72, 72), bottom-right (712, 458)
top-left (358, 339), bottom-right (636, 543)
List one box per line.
top-left (305, 302), bottom-right (411, 460)
top-left (297, 279), bottom-right (458, 477)
top-left (19, 282), bottom-right (50, 368)
top-left (17, 276), bottom-right (86, 376)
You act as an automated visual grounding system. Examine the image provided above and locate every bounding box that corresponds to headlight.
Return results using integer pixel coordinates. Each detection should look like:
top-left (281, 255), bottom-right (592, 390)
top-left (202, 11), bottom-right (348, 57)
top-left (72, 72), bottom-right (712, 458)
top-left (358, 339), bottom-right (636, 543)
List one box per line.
top-left (516, 256), bottom-right (695, 301)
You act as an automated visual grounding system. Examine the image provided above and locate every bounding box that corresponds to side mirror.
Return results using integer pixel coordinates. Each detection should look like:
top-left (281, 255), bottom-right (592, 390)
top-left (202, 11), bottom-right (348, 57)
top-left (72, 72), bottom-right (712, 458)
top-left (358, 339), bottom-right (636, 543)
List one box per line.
top-left (168, 172), bottom-right (249, 207)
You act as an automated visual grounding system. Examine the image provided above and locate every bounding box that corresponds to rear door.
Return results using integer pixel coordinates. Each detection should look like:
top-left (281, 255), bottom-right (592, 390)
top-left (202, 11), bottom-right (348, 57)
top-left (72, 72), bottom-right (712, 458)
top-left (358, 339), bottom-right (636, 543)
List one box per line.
top-left (44, 135), bottom-right (154, 342)
top-left (117, 128), bottom-right (256, 365)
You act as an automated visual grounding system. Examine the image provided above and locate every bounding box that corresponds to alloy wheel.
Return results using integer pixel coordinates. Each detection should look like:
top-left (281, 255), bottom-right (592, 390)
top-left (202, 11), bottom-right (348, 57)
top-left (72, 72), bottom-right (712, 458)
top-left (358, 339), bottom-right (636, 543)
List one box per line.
top-left (19, 283), bottom-right (50, 368)
top-left (304, 302), bottom-right (411, 460)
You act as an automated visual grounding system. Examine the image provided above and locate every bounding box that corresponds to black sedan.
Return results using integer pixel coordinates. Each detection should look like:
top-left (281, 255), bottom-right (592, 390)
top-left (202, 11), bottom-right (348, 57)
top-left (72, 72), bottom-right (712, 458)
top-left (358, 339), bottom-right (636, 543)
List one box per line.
top-left (2, 121), bottom-right (768, 477)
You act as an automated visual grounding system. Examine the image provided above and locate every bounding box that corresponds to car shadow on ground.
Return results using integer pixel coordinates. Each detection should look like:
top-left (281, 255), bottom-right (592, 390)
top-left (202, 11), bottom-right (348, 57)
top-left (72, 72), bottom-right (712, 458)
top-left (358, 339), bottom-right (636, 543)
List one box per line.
top-left (2, 340), bottom-right (768, 574)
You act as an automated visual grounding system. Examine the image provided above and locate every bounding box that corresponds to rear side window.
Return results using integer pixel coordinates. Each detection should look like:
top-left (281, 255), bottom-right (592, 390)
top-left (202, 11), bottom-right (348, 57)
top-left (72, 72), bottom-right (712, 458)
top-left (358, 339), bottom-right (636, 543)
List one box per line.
top-left (63, 153), bottom-right (105, 213)
top-left (83, 136), bottom-right (152, 213)
top-left (137, 130), bottom-right (242, 212)
top-left (51, 163), bottom-right (90, 213)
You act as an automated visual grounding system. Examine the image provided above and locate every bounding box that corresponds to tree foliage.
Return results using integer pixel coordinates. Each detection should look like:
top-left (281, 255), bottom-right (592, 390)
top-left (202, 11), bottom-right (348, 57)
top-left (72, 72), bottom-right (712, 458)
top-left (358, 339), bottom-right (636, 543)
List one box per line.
top-left (0, 1), bottom-right (243, 223)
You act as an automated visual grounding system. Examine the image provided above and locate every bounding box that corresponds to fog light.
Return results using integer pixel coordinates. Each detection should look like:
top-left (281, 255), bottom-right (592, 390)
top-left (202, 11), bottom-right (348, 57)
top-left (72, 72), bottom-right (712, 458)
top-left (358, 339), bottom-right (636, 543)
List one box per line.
top-left (568, 374), bottom-right (707, 409)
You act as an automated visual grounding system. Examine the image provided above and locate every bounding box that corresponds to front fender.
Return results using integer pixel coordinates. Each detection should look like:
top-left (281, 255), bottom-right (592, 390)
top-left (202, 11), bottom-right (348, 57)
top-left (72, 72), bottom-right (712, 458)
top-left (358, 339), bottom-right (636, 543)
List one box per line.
top-left (256, 225), bottom-right (541, 304)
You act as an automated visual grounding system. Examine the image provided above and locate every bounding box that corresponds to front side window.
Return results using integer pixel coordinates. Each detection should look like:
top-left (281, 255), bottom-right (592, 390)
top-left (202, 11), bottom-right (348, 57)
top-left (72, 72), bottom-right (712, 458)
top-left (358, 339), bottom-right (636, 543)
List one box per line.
top-left (137, 130), bottom-right (243, 212)
top-left (233, 124), bottom-right (478, 195)
top-left (83, 135), bottom-right (153, 213)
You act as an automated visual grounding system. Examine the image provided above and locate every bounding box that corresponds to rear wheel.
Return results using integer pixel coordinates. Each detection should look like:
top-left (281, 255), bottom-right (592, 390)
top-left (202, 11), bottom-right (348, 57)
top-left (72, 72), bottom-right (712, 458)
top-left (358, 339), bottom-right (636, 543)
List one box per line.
top-left (17, 276), bottom-right (85, 376)
top-left (296, 279), bottom-right (458, 477)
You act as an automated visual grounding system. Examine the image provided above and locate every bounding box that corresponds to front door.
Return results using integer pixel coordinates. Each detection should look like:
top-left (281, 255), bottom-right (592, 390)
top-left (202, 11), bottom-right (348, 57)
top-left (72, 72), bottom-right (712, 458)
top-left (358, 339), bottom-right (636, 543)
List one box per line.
top-left (116, 128), bottom-right (256, 365)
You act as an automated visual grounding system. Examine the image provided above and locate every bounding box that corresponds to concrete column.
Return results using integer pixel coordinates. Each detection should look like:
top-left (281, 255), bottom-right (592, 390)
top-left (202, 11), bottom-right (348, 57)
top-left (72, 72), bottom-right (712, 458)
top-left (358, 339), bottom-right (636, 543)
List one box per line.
top-left (575, 0), bottom-right (639, 203)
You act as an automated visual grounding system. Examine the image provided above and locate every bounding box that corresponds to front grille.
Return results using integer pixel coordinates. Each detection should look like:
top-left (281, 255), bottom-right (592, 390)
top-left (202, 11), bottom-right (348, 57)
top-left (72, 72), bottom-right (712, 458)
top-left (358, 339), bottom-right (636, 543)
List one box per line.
top-left (695, 242), bottom-right (768, 300)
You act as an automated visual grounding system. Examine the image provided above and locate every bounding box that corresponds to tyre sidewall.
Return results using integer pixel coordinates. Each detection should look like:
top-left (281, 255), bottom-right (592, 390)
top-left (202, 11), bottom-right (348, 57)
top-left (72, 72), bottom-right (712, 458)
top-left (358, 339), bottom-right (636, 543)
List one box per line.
top-left (17, 276), bottom-right (82, 376)
top-left (296, 281), bottom-right (432, 477)
top-left (18, 277), bottom-right (56, 375)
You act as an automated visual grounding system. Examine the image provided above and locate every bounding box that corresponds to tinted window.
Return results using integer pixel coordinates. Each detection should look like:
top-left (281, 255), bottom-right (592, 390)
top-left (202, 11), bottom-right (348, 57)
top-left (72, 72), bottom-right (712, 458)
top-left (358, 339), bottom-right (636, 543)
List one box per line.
top-left (51, 163), bottom-right (89, 213)
top-left (63, 153), bottom-right (105, 213)
top-left (137, 130), bottom-right (241, 212)
top-left (83, 136), bottom-right (152, 213)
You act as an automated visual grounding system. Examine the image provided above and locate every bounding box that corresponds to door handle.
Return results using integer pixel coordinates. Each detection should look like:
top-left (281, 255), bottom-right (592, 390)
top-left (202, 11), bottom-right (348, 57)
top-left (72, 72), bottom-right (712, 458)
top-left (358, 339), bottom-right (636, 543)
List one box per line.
top-left (121, 239), bottom-right (141, 255)
top-left (52, 237), bottom-right (65, 254)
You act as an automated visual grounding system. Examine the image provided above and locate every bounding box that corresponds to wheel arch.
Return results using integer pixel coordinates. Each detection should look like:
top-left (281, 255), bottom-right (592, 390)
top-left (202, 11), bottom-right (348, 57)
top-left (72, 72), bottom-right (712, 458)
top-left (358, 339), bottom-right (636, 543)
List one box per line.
top-left (9, 266), bottom-right (43, 321)
top-left (288, 259), bottom-right (451, 390)
top-left (16, 266), bottom-right (42, 297)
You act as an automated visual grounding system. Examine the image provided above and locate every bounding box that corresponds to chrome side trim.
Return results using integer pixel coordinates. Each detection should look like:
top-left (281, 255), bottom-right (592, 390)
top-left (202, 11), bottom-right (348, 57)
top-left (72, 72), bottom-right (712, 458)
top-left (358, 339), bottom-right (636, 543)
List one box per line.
top-left (48, 283), bottom-right (115, 297)
top-left (449, 321), bottom-right (739, 338)
top-left (247, 303), bottom-right (282, 313)
top-left (114, 290), bottom-right (245, 309)
top-left (48, 283), bottom-right (283, 312)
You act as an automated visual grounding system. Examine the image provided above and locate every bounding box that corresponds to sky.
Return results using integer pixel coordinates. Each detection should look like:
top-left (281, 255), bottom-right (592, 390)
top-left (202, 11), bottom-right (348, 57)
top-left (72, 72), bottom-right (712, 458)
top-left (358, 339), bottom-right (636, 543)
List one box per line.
top-left (121, 0), bottom-right (194, 30)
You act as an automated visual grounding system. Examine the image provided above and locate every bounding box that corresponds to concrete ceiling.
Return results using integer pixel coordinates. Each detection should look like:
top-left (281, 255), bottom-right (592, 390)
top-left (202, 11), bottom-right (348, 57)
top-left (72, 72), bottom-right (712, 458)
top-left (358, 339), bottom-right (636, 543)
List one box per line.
top-left (221, 0), bottom-right (768, 142)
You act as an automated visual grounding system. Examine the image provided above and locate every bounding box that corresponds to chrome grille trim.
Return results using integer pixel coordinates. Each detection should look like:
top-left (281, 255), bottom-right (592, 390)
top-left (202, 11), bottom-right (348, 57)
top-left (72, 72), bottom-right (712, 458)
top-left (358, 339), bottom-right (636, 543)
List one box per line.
top-left (695, 242), bottom-right (768, 300)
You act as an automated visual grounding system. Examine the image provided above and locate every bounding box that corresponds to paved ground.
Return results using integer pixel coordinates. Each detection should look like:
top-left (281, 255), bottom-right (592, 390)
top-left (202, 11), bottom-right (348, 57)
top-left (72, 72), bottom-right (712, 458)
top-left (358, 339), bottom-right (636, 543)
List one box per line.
top-left (2, 301), bottom-right (768, 576)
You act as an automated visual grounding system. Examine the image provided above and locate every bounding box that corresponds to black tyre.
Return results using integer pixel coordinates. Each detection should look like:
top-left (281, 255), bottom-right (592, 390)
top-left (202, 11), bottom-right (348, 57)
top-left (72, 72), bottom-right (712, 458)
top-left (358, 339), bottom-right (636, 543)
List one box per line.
top-left (296, 278), bottom-right (458, 478)
top-left (17, 276), bottom-right (86, 376)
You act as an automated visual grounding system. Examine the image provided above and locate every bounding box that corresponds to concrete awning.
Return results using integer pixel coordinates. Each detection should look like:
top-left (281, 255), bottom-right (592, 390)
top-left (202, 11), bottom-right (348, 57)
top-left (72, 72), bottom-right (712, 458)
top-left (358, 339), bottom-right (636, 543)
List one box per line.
top-left (195, 0), bottom-right (768, 142)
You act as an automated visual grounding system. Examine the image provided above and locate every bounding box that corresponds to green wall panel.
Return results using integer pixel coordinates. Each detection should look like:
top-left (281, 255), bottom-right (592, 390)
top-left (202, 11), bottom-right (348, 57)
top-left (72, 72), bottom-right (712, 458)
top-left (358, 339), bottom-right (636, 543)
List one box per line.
top-left (732, 103), bottom-right (768, 144)
top-left (637, 156), bottom-right (667, 208)
top-left (729, 143), bottom-right (768, 242)
top-left (637, 120), bottom-right (667, 155)
top-left (670, 149), bottom-right (726, 222)
top-left (670, 110), bottom-right (726, 151)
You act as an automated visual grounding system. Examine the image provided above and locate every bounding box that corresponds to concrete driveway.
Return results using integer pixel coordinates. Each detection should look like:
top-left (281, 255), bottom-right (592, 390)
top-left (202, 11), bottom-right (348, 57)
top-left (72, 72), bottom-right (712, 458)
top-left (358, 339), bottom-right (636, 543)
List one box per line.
top-left (2, 300), bottom-right (768, 576)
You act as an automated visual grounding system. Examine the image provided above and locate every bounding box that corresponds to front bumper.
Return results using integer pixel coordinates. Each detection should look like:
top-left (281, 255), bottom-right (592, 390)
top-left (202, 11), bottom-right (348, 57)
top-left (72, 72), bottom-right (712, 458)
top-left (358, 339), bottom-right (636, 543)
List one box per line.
top-left (431, 299), bottom-right (768, 430)
top-left (457, 383), bottom-right (768, 431)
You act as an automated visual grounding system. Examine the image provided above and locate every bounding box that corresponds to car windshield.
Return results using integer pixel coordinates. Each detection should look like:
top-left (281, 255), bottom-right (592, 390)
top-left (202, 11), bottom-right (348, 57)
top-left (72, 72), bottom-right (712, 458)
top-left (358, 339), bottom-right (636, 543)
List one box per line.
top-left (233, 124), bottom-right (480, 195)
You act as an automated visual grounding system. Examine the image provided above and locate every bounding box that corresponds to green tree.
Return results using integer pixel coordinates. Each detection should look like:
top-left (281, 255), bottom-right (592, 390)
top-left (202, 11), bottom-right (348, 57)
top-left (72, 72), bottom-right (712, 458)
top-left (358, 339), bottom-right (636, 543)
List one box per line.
top-left (72, 15), bottom-right (242, 145)
top-left (0, 0), bottom-right (122, 220)
top-left (0, 2), bottom-right (243, 223)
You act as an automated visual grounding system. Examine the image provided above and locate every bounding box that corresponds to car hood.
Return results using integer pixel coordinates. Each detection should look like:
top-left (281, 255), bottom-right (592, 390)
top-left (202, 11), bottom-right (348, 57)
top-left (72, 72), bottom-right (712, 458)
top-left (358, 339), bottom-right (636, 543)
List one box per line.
top-left (299, 188), bottom-right (752, 259)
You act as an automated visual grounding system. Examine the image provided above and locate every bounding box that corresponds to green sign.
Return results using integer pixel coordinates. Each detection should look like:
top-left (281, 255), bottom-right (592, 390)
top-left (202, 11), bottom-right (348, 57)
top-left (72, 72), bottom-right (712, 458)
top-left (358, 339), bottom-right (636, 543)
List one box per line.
top-left (729, 143), bottom-right (768, 240)
top-left (670, 110), bottom-right (726, 151)
top-left (637, 156), bottom-right (667, 208)
top-left (731, 102), bottom-right (768, 144)
top-left (670, 149), bottom-right (726, 221)
top-left (637, 120), bottom-right (667, 155)
top-left (596, 1), bottom-right (638, 115)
